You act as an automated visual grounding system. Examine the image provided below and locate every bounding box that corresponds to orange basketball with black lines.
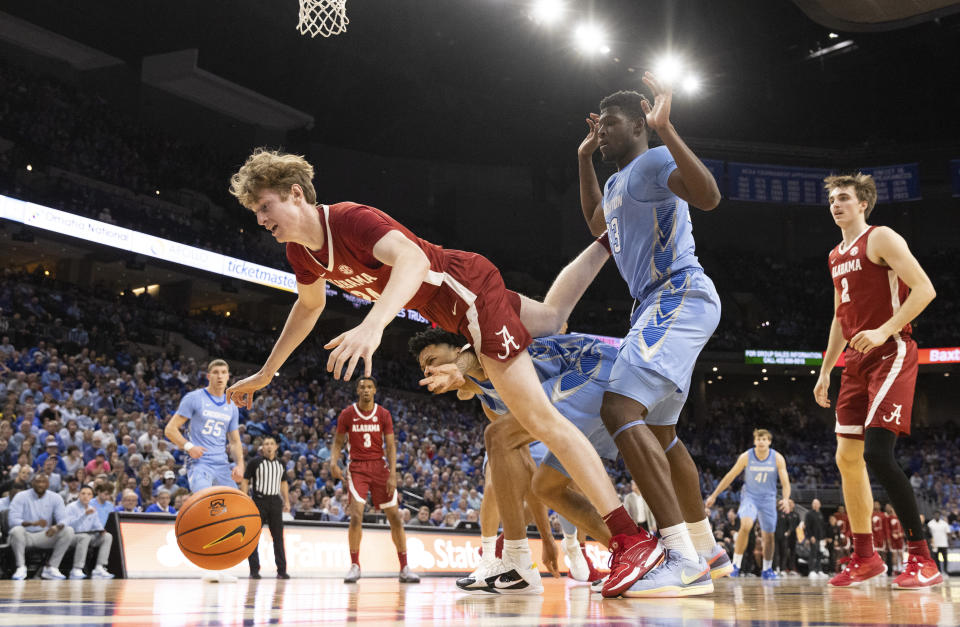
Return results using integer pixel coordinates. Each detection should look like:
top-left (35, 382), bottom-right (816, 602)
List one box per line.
top-left (175, 486), bottom-right (262, 570)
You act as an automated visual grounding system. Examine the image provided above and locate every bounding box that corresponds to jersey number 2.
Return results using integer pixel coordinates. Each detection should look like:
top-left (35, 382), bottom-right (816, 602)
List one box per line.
top-left (201, 419), bottom-right (223, 437)
top-left (840, 277), bottom-right (851, 303)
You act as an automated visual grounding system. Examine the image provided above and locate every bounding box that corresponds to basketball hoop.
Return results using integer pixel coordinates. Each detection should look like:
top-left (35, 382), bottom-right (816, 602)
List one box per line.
top-left (297, 0), bottom-right (349, 38)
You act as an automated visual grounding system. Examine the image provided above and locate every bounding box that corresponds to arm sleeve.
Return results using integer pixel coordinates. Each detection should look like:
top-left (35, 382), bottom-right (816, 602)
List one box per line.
top-left (382, 410), bottom-right (394, 435)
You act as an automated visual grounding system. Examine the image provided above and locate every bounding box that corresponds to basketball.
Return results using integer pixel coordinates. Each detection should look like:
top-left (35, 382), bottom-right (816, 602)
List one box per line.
top-left (175, 486), bottom-right (263, 570)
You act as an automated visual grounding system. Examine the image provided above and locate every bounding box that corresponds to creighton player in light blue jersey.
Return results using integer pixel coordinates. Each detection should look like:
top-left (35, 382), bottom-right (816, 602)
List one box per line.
top-left (164, 359), bottom-right (245, 492)
top-left (577, 71), bottom-right (724, 597)
top-left (706, 429), bottom-right (791, 580)
top-left (411, 328), bottom-right (619, 593)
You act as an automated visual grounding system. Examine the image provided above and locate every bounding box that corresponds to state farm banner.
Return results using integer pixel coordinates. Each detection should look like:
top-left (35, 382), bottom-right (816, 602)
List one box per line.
top-left (116, 515), bottom-right (608, 578)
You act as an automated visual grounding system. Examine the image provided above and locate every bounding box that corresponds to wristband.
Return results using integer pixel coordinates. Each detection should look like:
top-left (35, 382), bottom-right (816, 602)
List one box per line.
top-left (184, 442), bottom-right (195, 451)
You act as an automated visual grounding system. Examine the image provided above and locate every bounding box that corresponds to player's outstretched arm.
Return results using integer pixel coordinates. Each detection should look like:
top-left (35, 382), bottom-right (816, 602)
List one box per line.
top-left (577, 112), bottom-right (607, 236)
top-left (849, 227), bottom-right (936, 354)
top-left (776, 453), bottom-right (792, 512)
top-left (164, 414), bottom-right (205, 459)
top-left (227, 280), bottom-right (327, 408)
top-left (325, 231), bottom-right (430, 381)
top-left (814, 288), bottom-right (845, 408)
top-left (640, 72), bottom-right (721, 211)
top-left (705, 452), bottom-right (748, 508)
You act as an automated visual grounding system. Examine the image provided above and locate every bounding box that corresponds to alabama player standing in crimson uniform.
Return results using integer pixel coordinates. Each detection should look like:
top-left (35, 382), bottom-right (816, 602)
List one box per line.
top-left (886, 504), bottom-right (905, 575)
top-left (224, 149), bottom-right (660, 595)
top-left (814, 173), bottom-right (941, 589)
top-left (329, 377), bottom-right (418, 583)
top-left (871, 500), bottom-right (889, 563)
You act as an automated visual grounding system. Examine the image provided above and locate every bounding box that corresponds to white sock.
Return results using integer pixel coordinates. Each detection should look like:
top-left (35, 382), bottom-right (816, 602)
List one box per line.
top-left (562, 530), bottom-right (578, 548)
top-left (481, 535), bottom-right (497, 560)
top-left (503, 538), bottom-right (532, 566)
top-left (687, 518), bottom-right (716, 554)
top-left (763, 559), bottom-right (772, 571)
top-left (733, 553), bottom-right (744, 568)
top-left (659, 523), bottom-right (698, 562)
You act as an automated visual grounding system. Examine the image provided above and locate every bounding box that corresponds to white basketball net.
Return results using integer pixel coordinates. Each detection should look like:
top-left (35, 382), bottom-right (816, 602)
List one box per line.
top-left (297, 0), bottom-right (349, 38)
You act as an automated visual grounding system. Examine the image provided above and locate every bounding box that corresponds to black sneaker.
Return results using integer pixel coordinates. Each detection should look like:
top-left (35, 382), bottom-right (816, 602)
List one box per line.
top-left (250, 573), bottom-right (261, 579)
top-left (277, 572), bottom-right (290, 580)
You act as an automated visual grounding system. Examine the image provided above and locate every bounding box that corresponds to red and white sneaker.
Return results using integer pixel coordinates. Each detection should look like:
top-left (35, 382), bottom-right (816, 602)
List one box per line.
top-left (583, 546), bottom-right (606, 582)
top-left (892, 555), bottom-right (943, 590)
top-left (828, 552), bottom-right (886, 587)
top-left (601, 531), bottom-right (665, 598)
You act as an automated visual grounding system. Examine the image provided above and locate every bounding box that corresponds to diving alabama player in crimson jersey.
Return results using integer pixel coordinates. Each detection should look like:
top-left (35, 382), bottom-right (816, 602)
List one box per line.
top-left (224, 149), bottom-right (661, 594)
top-left (813, 172), bottom-right (940, 589)
top-left (329, 376), bottom-right (419, 583)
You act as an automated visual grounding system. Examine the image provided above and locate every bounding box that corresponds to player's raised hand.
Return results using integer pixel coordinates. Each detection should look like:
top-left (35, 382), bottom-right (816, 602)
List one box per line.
top-left (419, 363), bottom-right (466, 394)
top-left (227, 370), bottom-right (273, 409)
top-left (813, 374), bottom-right (831, 408)
top-left (640, 71), bottom-right (673, 132)
top-left (325, 322), bottom-right (383, 381)
top-left (541, 538), bottom-right (561, 578)
top-left (578, 112), bottom-right (601, 157)
top-left (849, 328), bottom-right (889, 354)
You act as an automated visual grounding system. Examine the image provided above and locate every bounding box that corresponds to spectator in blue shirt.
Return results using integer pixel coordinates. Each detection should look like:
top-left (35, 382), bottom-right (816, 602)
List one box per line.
top-left (8, 473), bottom-right (75, 580)
top-left (115, 489), bottom-right (142, 513)
top-left (145, 490), bottom-right (176, 514)
top-left (90, 483), bottom-right (116, 527)
top-left (63, 485), bottom-right (115, 579)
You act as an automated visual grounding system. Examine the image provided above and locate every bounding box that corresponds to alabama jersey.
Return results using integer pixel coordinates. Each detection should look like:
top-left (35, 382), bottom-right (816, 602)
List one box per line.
top-left (336, 403), bottom-right (393, 462)
top-left (829, 226), bottom-right (911, 341)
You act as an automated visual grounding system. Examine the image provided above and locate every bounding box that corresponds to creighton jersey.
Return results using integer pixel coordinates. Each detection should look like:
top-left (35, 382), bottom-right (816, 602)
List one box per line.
top-left (743, 448), bottom-right (779, 502)
top-left (602, 146), bottom-right (702, 302)
top-left (176, 389), bottom-right (239, 467)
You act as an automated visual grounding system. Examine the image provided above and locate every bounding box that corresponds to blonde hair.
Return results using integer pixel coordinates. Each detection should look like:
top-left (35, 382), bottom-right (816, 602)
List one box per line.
top-left (753, 428), bottom-right (772, 442)
top-left (823, 172), bottom-right (878, 219)
top-left (207, 358), bottom-right (229, 372)
top-left (229, 148), bottom-right (317, 209)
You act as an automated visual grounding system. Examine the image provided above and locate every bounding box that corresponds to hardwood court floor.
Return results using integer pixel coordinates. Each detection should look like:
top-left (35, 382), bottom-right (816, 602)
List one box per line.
top-left (0, 574), bottom-right (957, 625)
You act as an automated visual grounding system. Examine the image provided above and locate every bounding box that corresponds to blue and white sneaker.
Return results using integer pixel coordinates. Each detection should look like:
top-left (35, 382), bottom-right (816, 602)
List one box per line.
top-left (761, 568), bottom-right (778, 580)
top-left (622, 551), bottom-right (714, 598)
top-left (703, 545), bottom-right (733, 579)
top-left (731, 565), bottom-right (740, 578)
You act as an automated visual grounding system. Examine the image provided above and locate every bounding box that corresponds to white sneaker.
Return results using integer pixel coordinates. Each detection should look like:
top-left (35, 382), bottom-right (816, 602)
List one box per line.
top-left (562, 537), bottom-right (590, 582)
top-left (91, 565), bottom-right (114, 579)
top-left (457, 556), bottom-right (502, 593)
top-left (344, 563), bottom-right (361, 583)
top-left (69, 568), bottom-right (87, 580)
top-left (41, 566), bottom-right (66, 580)
top-left (202, 572), bottom-right (238, 583)
top-left (484, 550), bottom-right (543, 595)
top-left (12, 566), bottom-right (27, 580)
top-left (808, 571), bottom-right (818, 579)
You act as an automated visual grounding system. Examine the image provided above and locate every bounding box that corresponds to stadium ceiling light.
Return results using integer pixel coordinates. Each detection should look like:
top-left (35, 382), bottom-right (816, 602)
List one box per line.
top-left (681, 74), bottom-right (701, 95)
top-left (653, 54), bottom-right (684, 84)
top-left (828, 32), bottom-right (839, 39)
top-left (531, 0), bottom-right (565, 26)
top-left (574, 23), bottom-right (608, 54)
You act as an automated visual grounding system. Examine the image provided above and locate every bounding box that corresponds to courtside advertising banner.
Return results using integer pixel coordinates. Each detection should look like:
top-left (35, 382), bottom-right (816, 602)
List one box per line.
top-left (829, 346), bottom-right (960, 368)
top-left (118, 516), bottom-right (607, 578)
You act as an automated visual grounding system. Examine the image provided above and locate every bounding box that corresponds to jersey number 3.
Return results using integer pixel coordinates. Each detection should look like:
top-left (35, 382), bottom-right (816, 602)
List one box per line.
top-left (840, 277), bottom-right (851, 303)
top-left (201, 419), bottom-right (223, 437)
top-left (362, 433), bottom-right (372, 447)
top-left (609, 217), bottom-right (622, 254)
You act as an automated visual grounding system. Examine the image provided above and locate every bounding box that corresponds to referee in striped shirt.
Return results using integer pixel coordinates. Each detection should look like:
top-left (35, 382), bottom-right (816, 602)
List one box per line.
top-left (242, 435), bottom-right (290, 579)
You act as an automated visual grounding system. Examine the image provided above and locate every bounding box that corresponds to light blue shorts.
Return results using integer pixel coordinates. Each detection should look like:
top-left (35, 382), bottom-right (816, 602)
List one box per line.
top-left (607, 270), bottom-right (720, 426)
top-left (738, 496), bottom-right (778, 533)
top-left (541, 425), bottom-right (618, 479)
top-left (187, 462), bottom-right (237, 491)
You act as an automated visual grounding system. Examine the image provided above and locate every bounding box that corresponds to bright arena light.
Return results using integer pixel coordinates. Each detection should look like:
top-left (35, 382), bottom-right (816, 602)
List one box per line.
top-left (531, 0), bottom-right (565, 25)
top-left (574, 24), bottom-right (608, 54)
top-left (653, 55), bottom-right (684, 83)
top-left (682, 74), bottom-right (701, 94)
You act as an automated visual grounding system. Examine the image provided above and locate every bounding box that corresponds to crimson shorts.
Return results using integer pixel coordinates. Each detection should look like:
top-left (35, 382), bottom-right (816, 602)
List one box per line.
top-left (420, 250), bottom-right (532, 362)
top-left (889, 535), bottom-right (904, 551)
top-left (347, 459), bottom-right (397, 510)
top-left (835, 335), bottom-right (918, 440)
